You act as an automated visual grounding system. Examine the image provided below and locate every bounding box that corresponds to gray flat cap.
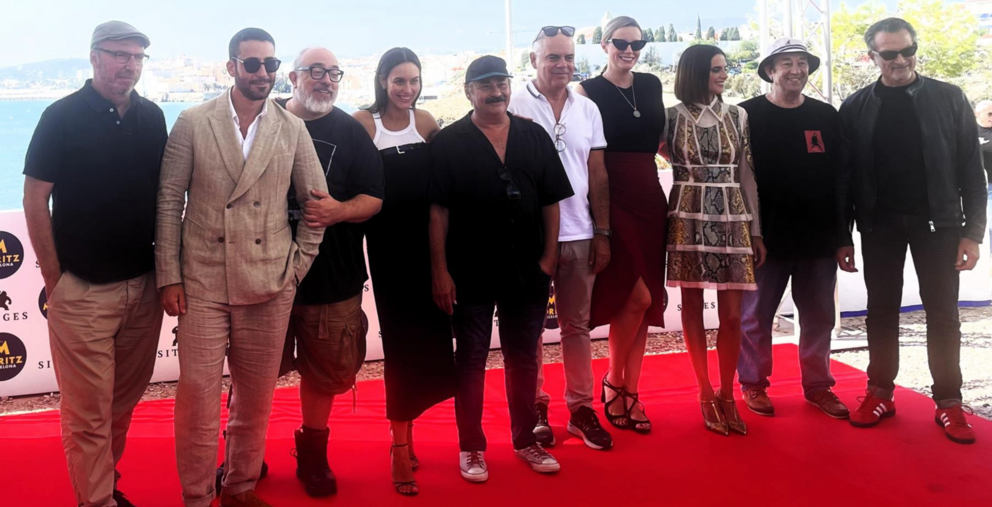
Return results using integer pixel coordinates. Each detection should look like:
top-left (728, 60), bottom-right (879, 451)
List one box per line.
top-left (91, 20), bottom-right (150, 48)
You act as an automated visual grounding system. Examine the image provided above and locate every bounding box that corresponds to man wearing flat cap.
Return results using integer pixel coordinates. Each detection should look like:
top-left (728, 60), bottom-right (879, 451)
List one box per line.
top-left (23, 20), bottom-right (165, 507)
top-left (735, 38), bottom-right (849, 420)
top-left (429, 55), bottom-right (573, 482)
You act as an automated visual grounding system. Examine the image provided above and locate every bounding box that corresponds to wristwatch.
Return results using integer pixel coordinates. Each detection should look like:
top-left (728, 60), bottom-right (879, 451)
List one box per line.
top-left (594, 228), bottom-right (612, 237)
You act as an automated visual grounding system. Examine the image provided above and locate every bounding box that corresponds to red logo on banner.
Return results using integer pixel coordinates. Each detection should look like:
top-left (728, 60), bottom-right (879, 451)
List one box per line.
top-left (805, 131), bottom-right (825, 153)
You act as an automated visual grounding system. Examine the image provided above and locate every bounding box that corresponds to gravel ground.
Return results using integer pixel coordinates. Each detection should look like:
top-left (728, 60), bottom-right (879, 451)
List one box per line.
top-left (3, 308), bottom-right (990, 420)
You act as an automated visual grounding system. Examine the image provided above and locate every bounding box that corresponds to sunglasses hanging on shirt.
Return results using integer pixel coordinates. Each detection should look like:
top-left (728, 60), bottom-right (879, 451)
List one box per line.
top-left (608, 39), bottom-right (648, 52)
top-left (871, 43), bottom-right (918, 61)
top-left (233, 57), bottom-right (282, 73)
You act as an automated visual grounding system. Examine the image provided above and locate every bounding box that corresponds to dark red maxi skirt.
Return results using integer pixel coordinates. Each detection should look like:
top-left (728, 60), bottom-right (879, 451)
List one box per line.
top-left (590, 151), bottom-right (669, 328)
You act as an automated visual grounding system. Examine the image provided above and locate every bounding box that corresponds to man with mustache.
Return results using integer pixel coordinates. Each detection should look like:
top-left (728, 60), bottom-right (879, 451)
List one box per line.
top-left (837, 18), bottom-right (985, 444)
top-left (276, 46), bottom-right (384, 497)
top-left (735, 38), bottom-right (848, 420)
top-left (507, 26), bottom-right (613, 451)
top-left (23, 20), bottom-right (165, 507)
top-left (430, 55), bottom-right (574, 481)
top-left (156, 28), bottom-right (327, 506)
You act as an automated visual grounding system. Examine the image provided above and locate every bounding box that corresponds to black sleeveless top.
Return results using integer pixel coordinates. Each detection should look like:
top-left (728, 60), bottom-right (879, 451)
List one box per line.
top-left (580, 72), bottom-right (665, 153)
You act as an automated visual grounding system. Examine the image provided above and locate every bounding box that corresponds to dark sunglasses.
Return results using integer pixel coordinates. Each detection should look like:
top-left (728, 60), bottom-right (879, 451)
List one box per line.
top-left (233, 57), bottom-right (281, 73)
top-left (871, 43), bottom-right (918, 61)
top-left (554, 123), bottom-right (566, 153)
top-left (538, 26), bottom-right (575, 39)
top-left (497, 165), bottom-right (522, 200)
top-left (608, 39), bottom-right (648, 52)
top-left (295, 66), bottom-right (344, 82)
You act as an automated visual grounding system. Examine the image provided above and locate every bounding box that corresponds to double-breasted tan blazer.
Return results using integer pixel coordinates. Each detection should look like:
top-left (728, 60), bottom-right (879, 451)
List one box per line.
top-left (155, 89), bottom-right (327, 305)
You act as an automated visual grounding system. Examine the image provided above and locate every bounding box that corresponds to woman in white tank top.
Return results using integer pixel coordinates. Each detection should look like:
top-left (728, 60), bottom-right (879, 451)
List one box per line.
top-left (352, 48), bottom-right (445, 497)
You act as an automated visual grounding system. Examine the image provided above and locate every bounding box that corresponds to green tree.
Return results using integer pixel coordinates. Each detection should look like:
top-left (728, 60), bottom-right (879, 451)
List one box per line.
top-left (668, 24), bottom-right (677, 43)
top-left (678, 35), bottom-right (684, 42)
top-left (899, 0), bottom-right (979, 79)
top-left (658, 26), bottom-right (667, 42)
top-left (592, 26), bottom-right (603, 44)
top-left (642, 46), bottom-right (661, 66)
top-left (577, 33), bottom-right (586, 44)
top-left (706, 26), bottom-right (716, 40)
top-left (695, 15), bottom-right (703, 39)
top-left (519, 50), bottom-right (530, 71)
top-left (644, 28), bottom-right (655, 42)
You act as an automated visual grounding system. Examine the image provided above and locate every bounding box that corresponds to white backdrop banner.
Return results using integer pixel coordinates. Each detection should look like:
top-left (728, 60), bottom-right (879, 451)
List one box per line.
top-left (2, 171), bottom-right (988, 396)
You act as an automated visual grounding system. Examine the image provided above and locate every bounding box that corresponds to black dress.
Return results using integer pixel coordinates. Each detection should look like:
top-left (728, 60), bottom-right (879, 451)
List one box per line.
top-left (365, 142), bottom-right (457, 421)
top-left (581, 72), bottom-right (668, 328)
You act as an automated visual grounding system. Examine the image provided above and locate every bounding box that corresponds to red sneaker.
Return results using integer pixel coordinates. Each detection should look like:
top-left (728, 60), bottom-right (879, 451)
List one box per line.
top-left (935, 405), bottom-right (977, 444)
top-left (849, 390), bottom-right (896, 428)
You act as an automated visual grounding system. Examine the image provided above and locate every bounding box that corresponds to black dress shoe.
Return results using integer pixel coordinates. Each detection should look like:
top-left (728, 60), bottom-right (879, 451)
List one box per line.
top-left (113, 490), bottom-right (136, 507)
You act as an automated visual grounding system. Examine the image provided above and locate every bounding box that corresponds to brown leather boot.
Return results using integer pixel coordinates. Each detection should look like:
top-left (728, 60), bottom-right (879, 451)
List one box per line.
top-left (219, 489), bottom-right (272, 507)
top-left (806, 389), bottom-right (850, 419)
top-left (742, 386), bottom-right (775, 416)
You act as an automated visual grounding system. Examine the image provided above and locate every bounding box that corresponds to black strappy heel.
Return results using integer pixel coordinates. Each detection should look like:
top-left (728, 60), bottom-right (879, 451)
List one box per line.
top-left (624, 391), bottom-right (652, 434)
top-left (601, 373), bottom-right (630, 430)
top-left (408, 422), bottom-right (419, 472)
top-left (390, 443), bottom-right (419, 496)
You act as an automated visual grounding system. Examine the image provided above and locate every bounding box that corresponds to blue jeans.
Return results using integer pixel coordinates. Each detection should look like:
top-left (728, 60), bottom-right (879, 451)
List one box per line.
top-left (738, 256), bottom-right (837, 396)
top-left (453, 287), bottom-right (548, 451)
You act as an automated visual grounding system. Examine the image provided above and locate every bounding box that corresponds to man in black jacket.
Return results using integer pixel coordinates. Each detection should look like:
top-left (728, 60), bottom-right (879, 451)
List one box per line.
top-left (836, 17), bottom-right (985, 444)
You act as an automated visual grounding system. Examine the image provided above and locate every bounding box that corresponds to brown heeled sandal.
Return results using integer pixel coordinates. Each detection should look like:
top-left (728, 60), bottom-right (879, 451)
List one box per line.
top-left (701, 398), bottom-right (729, 436)
top-left (715, 395), bottom-right (748, 435)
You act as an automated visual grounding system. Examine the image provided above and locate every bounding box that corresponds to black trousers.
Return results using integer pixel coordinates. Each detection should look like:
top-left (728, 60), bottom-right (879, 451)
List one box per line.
top-left (861, 212), bottom-right (963, 402)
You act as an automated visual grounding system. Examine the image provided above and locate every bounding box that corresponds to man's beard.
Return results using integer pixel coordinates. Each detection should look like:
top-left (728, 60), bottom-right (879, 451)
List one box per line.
top-left (294, 86), bottom-right (334, 115)
top-left (235, 73), bottom-right (274, 101)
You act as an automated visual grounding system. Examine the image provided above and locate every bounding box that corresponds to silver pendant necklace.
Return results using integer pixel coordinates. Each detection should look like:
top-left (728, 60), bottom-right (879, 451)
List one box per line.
top-left (611, 74), bottom-right (640, 117)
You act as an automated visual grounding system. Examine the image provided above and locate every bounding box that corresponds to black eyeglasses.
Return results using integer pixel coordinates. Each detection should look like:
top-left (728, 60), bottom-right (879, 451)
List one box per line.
top-left (537, 26), bottom-right (575, 40)
top-left (233, 57), bottom-right (281, 74)
top-left (871, 43), bottom-right (918, 61)
top-left (608, 39), bottom-right (648, 52)
top-left (295, 66), bottom-right (344, 82)
top-left (497, 165), bottom-right (522, 200)
top-left (554, 123), bottom-right (566, 153)
top-left (94, 48), bottom-right (149, 64)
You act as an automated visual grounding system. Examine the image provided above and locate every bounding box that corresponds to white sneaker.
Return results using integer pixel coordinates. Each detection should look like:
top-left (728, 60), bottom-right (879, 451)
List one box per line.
top-left (514, 443), bottom-right (560, 473)
top-left (459, 451), bottom-right (489, 482)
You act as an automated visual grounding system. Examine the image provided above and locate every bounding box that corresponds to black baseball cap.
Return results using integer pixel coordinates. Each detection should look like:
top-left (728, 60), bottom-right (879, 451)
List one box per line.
top-left (465, 55), bottom-right (512, 83)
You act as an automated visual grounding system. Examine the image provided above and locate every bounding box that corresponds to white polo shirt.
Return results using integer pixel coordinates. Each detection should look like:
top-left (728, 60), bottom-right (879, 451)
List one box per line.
top-left (509, 80), bottom-right (607, 242)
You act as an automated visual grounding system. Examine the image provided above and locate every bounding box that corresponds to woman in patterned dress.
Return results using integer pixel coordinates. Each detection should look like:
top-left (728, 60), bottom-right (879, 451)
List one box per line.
top-left (665, 45), bottom-right (766, 436)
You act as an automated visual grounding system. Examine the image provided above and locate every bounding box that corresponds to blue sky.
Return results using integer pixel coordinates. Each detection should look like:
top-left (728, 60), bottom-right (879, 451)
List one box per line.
top-left (4, 0), bottom-right (915, 67)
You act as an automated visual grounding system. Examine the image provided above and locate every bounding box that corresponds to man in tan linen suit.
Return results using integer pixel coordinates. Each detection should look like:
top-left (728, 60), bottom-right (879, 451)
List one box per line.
top-left (155, 28), bottom-right (326, 507)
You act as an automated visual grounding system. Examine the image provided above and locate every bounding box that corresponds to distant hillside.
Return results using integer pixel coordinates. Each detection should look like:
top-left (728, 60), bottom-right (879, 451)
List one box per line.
top-left (0, 58), bottom-right (90, 81)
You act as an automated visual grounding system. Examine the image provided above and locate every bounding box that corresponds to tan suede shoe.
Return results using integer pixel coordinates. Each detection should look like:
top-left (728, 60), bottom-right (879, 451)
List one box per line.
top-left (742, 386), bottom-right (775, 416)
top-left (806, 389), bottom-right (850, 419)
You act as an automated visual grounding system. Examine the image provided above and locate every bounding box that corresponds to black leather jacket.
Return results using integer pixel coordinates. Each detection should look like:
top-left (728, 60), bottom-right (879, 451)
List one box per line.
top-left (836, 75), bottom-right (986, 245)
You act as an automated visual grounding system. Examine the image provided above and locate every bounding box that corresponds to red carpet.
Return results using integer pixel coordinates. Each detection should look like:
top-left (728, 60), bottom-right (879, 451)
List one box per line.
top-left (3, 344), bottom-right (991, 506)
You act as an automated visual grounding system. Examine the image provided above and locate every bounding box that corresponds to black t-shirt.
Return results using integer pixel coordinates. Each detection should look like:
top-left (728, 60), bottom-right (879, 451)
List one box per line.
top-left (978, 125), bottom-right (992, 180)
top-left (430, 112), bottom-right (574, 302)
top-left (276, 101), bottom-right (385, 305)
top-left (23, 80), bottom-right (167, 284)
top-left (739, 95), bottom-right (838, 258)
top-left (580, 72), bottom-right (665, 153)
top-left (873, 77), bottom-right (929, 217)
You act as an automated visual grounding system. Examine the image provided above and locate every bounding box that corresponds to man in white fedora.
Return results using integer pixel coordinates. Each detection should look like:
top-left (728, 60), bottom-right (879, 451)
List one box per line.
top-left (736, 38), bottom-right (849, 419)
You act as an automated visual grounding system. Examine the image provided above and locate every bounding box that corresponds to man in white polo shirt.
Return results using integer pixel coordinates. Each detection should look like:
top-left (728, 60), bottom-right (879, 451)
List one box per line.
top-left (508, 25), bottom-right (612, 451)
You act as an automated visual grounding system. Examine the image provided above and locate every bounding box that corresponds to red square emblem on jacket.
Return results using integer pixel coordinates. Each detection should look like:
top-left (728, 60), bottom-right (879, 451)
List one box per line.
top-left (805, 130), bottom-right (825, 153)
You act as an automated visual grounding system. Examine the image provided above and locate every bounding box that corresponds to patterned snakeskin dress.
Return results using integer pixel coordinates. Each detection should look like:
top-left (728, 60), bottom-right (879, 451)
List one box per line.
top-left (665, 98), bottom-right (762, 290)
